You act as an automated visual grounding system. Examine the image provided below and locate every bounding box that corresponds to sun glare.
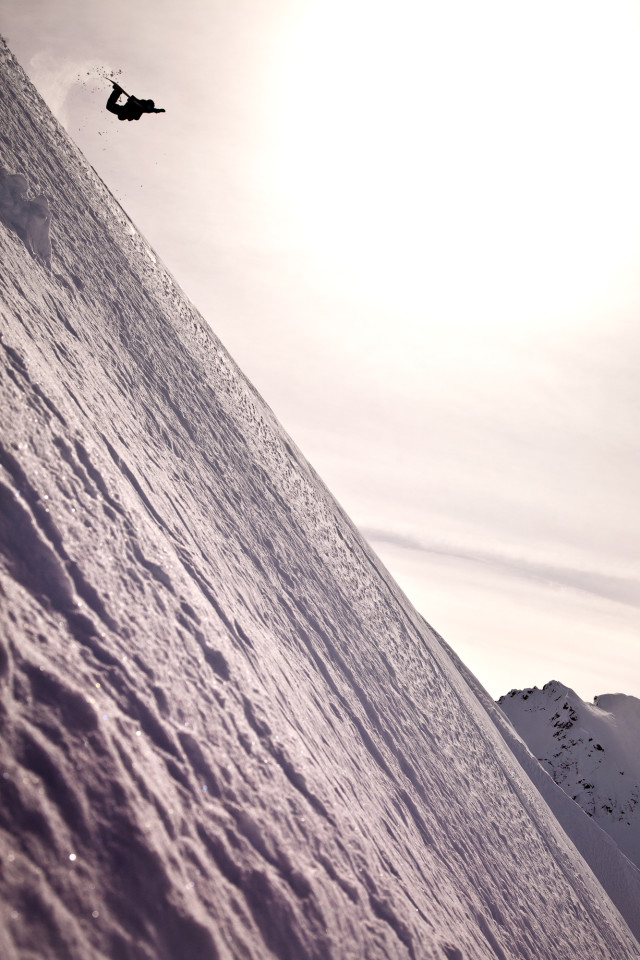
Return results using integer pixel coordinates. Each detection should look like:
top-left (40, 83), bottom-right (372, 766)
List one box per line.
top-left (269, 0), bottom-right (640, 338)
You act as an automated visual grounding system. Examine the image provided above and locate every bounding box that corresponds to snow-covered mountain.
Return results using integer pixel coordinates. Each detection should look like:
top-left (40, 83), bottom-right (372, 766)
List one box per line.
top-left (498, 681), bottom-right (640, 869)
top-left (1, 37), bottom-right (639, 960)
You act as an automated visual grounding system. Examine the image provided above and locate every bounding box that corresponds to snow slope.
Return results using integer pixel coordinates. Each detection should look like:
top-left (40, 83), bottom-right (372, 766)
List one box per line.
top-left (0, 38), bottom-right (639, 960)
top-left (499, 681), bottom-right (640, 869)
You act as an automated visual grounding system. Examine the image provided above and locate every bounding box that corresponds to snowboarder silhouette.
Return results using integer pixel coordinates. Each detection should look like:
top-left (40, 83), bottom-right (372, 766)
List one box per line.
top-left (106, 82), bottom-right (165, 121)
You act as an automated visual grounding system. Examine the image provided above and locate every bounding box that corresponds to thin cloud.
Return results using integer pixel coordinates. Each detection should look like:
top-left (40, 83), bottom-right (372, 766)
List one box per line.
top-left (362, 527), bottom-right (640, 610)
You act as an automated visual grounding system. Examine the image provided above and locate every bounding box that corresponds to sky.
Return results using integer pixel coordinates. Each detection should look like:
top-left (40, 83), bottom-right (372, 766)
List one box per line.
top-left (1, 0), bottom-right (639, 702)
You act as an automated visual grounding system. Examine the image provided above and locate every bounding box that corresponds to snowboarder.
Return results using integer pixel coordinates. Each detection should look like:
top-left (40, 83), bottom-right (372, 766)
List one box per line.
top-left (106, 82), bottom-right (165, 121)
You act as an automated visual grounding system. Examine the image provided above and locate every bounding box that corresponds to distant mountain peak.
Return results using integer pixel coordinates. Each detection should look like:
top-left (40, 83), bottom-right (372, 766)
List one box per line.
top-left (499, 683), bottom-right (640, 869)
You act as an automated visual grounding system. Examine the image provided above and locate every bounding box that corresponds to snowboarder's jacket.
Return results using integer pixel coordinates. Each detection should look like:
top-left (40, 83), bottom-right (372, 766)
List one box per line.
top-left (106, 85), bottom-right (165, 122)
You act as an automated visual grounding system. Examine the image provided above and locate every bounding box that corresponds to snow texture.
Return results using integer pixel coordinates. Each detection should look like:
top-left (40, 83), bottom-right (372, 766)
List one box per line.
top-left (0, 166), bottom-right (51, 268)
top-left (499, 681), bottom-right (640, 870)
top-left (0, 37), bottom-right (639, 960)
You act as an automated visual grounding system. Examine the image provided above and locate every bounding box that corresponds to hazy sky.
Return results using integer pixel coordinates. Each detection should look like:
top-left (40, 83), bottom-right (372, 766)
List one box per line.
top-left (2, 0), bottom-right (639, 701)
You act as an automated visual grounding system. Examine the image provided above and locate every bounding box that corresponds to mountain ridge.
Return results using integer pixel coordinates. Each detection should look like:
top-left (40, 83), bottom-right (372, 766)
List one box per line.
top-left (498, 681), bottom-right (640, 870)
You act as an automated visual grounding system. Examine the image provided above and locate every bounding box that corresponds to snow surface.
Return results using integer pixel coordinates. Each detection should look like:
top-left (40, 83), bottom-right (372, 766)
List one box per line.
top-left (0, 166), bottom-right (51, 267)
top-left (0, 37), bottom-right (639, 960)
top-left (499, 681), bottom-right (640, 870)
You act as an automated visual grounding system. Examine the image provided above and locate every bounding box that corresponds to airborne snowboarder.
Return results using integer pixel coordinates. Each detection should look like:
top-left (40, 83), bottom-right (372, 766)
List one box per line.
top-left (106, 82), bottom-right (165, 121)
